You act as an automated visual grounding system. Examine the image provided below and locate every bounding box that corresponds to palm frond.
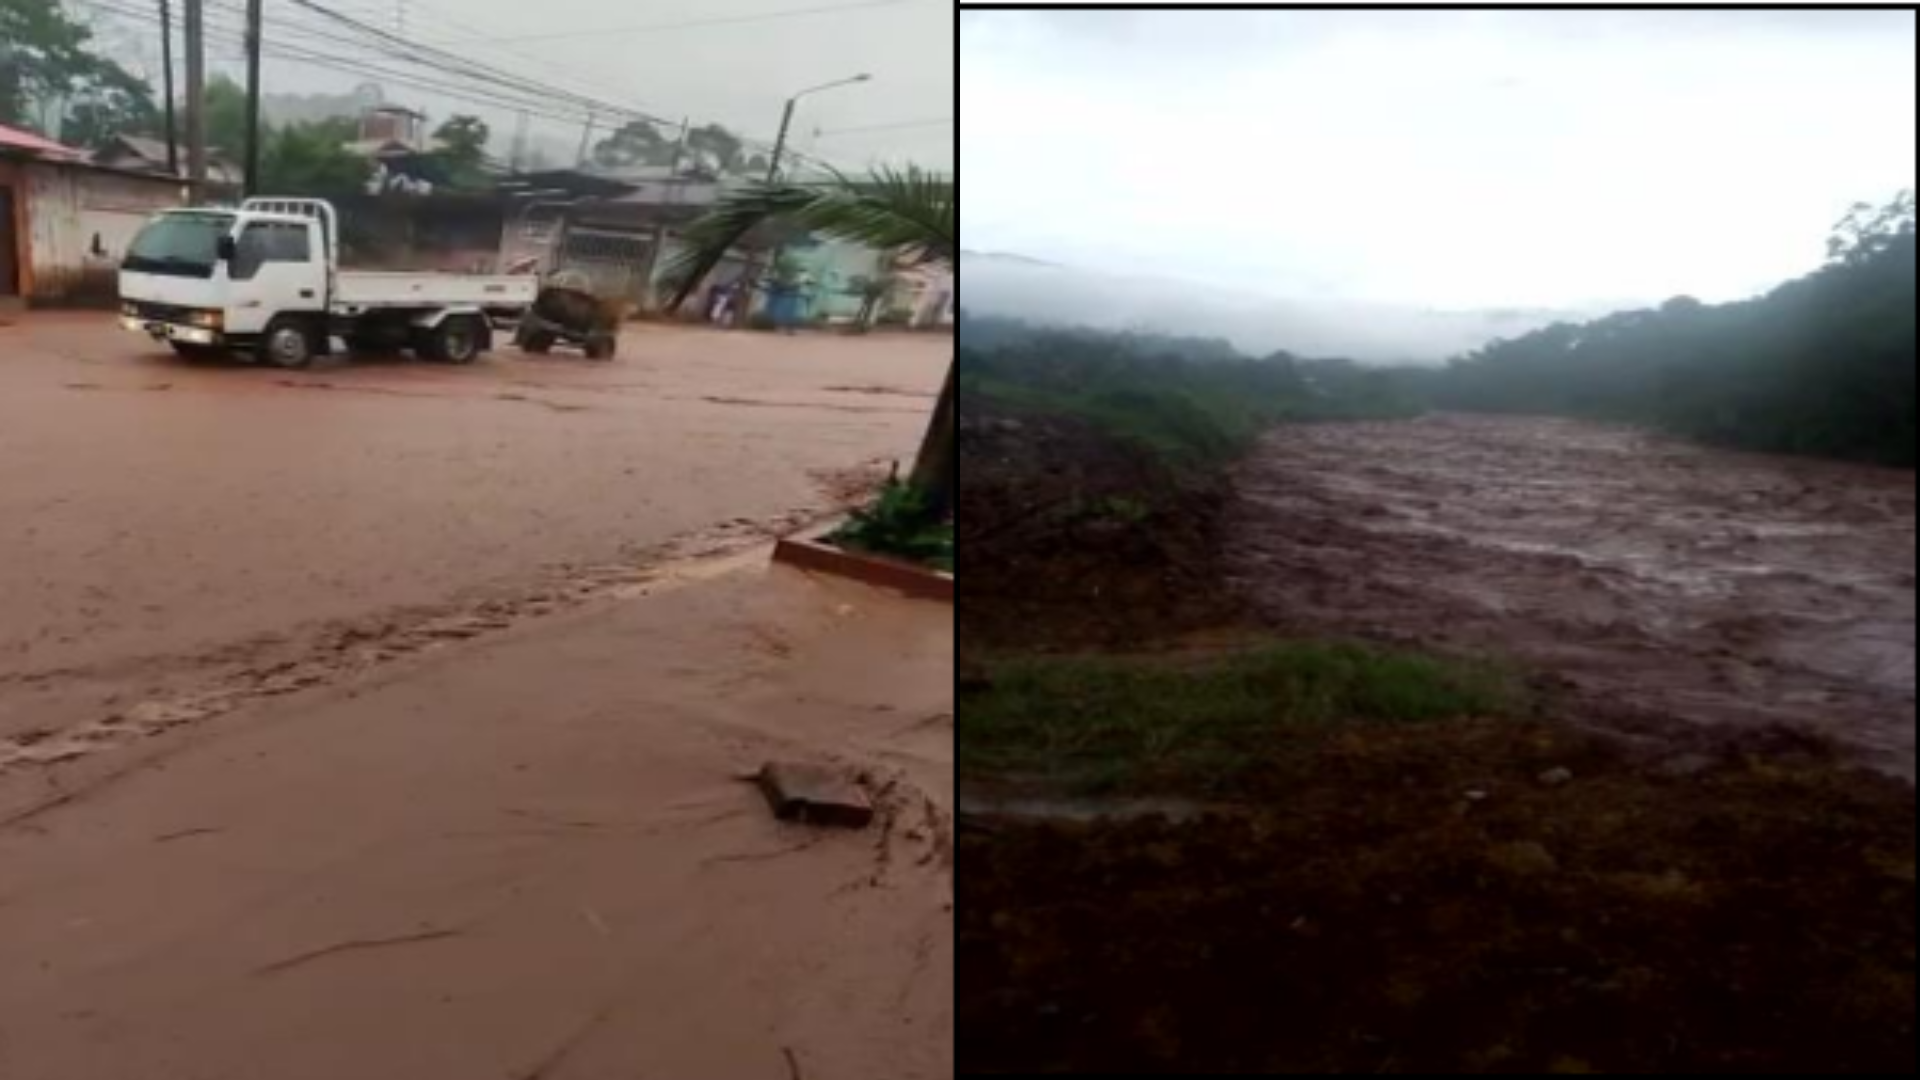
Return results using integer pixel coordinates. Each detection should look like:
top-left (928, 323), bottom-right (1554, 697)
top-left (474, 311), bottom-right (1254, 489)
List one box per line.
top-left (662, 165), bottom-right (954, 311)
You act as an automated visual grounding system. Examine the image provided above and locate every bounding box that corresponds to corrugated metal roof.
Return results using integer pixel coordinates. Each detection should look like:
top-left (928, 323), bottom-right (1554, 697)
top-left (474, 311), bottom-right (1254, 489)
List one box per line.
top-left (0, 122), bottom-right (85, 161)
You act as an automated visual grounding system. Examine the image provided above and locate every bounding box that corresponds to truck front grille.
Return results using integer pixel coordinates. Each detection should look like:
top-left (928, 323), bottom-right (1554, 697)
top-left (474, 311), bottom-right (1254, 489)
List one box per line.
top-left (127, 300), bottom-right (199, 323)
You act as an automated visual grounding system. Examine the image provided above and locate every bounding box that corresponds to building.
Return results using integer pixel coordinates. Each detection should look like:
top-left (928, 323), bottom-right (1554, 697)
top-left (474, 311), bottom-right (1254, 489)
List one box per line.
top-left (1, 123), bottom-right (190, 307)
top-left (89, 134), bottom-right (243, 196)
top-left (353, 105), bottom-right (427, 151)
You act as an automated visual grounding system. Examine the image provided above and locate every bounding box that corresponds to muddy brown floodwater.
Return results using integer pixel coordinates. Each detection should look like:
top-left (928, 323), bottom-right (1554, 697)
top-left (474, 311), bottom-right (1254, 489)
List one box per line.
top-left (1227, 414), bottom-right (1917, 779)
top-left (0, 314), bottom-right (947, 750)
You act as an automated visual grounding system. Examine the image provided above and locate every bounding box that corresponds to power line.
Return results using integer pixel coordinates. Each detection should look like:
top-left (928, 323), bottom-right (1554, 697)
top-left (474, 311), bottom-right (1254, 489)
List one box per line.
top-left (76, 0), bottom-right (859, 173)
top-left (814, 117), bottom-right (952, 138)
top-left (79, 0), bottom-right (606, 127)
top-left (425, 0), bottom-right (933, 46)
top-left (273, 0), bottom-right (855, 168)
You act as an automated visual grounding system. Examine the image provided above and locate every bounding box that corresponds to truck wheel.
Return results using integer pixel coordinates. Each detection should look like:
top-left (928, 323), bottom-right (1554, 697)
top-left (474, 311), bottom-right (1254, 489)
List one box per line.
top-left (517, 327), bottom-right (556, 354)
top-left (258, 318), bottom-right (318, 368)
top-left (426, 316), bottom-right (484, 364)
top-left (583, 332), bottom-right (616, 360)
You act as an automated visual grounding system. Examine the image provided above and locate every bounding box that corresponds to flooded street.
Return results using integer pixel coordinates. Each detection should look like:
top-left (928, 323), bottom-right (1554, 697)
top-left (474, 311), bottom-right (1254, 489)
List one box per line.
top-left (0, 314), bottom-right (946, 751)
top-left (1227, 414), bottom-right (1917, 778)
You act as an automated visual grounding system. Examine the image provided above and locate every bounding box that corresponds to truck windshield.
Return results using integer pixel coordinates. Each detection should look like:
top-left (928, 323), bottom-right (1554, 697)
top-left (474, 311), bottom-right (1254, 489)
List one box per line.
top-left (123, 212), bottom-right (235, 278)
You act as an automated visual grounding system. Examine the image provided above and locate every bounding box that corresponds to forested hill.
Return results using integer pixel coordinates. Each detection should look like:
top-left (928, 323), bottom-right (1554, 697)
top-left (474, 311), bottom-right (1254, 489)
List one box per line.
top-left (1424, 192), bottom-right (1916, 467)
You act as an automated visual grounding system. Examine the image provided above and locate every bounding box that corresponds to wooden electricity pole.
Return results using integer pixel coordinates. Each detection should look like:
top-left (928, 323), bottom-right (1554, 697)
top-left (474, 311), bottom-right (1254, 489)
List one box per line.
top-left (243, 0), bottom-right (263, 196)
top-left (183, 0), bottom-right (206, 196)
top-left (159, 0), bottom-right (178, 175)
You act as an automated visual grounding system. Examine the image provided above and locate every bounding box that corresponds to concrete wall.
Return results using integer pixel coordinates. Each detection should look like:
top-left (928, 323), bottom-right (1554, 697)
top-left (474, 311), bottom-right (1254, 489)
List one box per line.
top-left (18, 163), bottom-right (187, 304)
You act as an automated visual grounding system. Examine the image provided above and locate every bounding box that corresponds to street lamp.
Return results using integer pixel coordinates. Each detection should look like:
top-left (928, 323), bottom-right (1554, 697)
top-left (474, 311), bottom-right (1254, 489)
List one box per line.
top-left (764, 73), bottom-right (872, 183)
top-left (728, 73), bottom-right (871, 328)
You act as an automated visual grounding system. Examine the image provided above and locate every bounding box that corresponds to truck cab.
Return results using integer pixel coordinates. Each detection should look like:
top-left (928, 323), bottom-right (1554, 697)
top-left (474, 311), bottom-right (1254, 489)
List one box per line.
top-left (119, 197), bottom-right (535, 367)
top-left (119, 203), bottom-right (329, 363)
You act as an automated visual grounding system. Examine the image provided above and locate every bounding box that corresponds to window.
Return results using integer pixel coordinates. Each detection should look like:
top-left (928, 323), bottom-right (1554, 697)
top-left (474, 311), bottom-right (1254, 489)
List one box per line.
top-left (230, 222), bottom-right (313, 281)
top-left (123, 212), bottom-right (235, 279)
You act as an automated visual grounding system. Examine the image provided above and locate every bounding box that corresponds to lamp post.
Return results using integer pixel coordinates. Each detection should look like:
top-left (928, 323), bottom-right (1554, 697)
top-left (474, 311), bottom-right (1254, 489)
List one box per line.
top-left (735, 74), bottom-right (870, 327)
top-left (764, 73), bottom-right (871, 184)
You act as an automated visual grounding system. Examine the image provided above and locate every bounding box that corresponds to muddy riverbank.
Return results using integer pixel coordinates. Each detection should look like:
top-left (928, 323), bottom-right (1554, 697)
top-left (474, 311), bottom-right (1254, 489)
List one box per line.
top-left (1228, 413), bottom-right (1916, 779)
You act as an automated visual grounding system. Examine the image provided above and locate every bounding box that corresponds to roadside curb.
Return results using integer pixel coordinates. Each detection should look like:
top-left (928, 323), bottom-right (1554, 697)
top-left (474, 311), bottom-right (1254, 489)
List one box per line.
top-left (773, 520), bottom-right (953, 602)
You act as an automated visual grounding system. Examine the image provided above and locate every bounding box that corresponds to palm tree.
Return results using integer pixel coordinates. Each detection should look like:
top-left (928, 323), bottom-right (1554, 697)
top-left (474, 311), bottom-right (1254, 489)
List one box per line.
top-left (663, 165), bottom-right (956, 522)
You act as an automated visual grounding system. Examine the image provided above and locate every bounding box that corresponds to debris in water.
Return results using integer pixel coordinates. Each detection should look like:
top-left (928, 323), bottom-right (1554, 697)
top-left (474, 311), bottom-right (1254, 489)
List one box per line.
top-left (754, 761), bottom-right (874, 829)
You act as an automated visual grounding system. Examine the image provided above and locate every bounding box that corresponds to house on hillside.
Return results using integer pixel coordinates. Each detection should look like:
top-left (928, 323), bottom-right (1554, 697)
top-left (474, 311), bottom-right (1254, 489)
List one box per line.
top-left (1, 123), bottom-right (189, 307)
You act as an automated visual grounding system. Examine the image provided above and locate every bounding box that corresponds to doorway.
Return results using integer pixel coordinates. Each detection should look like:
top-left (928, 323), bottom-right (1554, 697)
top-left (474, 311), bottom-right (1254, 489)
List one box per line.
top-left (0, 184), bottom-right (19, 297)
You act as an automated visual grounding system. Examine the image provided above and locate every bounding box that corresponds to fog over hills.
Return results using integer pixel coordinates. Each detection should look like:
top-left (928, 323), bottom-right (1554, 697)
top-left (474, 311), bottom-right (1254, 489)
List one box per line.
top-left (960, 251), bottom-right (1615, 364)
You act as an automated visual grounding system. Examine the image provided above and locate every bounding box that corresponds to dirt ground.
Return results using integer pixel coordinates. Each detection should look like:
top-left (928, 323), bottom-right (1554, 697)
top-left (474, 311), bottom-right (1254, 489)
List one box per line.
top-left (0, 560), bottom-right (954, 1080)
top-left (1227, 414), bottom-right (1916, 780)
top-left (0, 313), bottom-right (947, 760)
top-left (959, 405), bottom-right (1915, 1074)
top-left (958, 405), bottom-right (1239, 653)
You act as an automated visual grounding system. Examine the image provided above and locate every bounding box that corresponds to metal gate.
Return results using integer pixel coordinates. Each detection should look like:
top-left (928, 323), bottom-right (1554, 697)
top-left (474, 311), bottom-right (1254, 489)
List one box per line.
top-left (555, 226), bottom-right (654, 304)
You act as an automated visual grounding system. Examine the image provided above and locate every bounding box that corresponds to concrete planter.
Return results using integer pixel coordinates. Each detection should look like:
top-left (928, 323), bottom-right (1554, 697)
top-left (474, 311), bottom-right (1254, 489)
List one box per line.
top-left (772, 520), bottom-right (953, 602)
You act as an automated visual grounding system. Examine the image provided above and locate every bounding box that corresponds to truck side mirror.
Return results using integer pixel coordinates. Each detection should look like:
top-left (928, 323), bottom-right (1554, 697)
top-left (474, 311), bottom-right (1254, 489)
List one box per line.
top-left (216, 235), bottom-right (237, 261)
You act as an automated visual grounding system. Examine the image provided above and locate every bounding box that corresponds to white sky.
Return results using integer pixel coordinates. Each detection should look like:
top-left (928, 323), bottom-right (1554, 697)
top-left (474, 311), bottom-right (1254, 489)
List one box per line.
top-left (963, 8), bottom-right (1916, 309)
top-left (76, 0), bottom-right (954, 174)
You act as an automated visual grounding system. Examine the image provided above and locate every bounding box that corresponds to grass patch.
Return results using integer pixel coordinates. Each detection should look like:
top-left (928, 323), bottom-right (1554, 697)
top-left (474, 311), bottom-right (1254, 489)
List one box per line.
top-left (963, 641), bottom-right (1518, 793)
top-left (829, 481), bottom-right (953, 572)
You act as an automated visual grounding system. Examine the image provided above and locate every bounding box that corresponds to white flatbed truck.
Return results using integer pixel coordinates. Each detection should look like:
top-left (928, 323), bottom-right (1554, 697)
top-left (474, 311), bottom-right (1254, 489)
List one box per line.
top-left (117, 197), bottom-right (539, 367)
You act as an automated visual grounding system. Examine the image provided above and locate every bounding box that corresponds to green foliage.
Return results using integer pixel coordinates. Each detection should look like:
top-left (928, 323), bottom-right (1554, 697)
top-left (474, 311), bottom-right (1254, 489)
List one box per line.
top-left (590, 118), bottom-right (671, 169)
top-left (685, 123), bottom-right (744, 175)
top-left (424, 114), bottom-right (490, 191)
top-left (203, 74), bottom-right (249, 159)
top-left (1431, 191), bottom-right (1916, 466)
top-left (829, 481), bottom-right (954, 572)
top-left (662, 165), bottom-right (953, 312)
top-left (0, 0), bottom-right (156, 144)
top-left (1093, 495), bottom-right (1150, 524)
top-left (959, 317), bottom-right (1419, 467)
top-left (963, 642), bottom-right (1518, 793)
top-left (261, 117), bottom-right (371, 196)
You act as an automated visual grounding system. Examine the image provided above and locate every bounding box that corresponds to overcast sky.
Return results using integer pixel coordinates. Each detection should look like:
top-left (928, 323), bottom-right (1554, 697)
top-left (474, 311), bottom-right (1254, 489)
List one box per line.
top-left (963, 8), bottom-right (1916, 309)
top-left (82, 0), bottom-right (953, 173)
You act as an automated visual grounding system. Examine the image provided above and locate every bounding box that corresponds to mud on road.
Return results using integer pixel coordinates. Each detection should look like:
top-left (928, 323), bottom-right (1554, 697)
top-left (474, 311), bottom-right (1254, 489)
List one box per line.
top-left (1227, 413), bottom-right (1917, 778)
top-left (0, 315), bottom-right (947, 768)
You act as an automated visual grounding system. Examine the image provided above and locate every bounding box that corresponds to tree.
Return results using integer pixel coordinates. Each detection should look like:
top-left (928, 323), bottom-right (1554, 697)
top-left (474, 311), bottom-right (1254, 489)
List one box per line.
top-left (1828, 189), bottom-right (1916, 266)
top-left (0, 0), bottom-right (156, 143)
top-left (685, 122), bottom-right (744, 175)
top-left (664, 165), bottom-right (956, 519)
top-left (57, 64), bottom-right (158, 149)
top-left (590, 118), bottom-right (669, 169)
top-left (261, 117), bottom-right (372, 195)
top-left (433, 114), bottom-right (488, 161)
top-left (426, 113), bottom-right (490, 190)
top-left (203, 74), bottom-right (250, 159)
top-left (1429, 190), bottom-right (1916, 467)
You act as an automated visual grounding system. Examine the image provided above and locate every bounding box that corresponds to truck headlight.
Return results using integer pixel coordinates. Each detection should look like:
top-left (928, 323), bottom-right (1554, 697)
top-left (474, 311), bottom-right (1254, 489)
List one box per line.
top-left (121, 302), bottom-right (138, 317)
top-left (188, 309), bottom-right (223, 329)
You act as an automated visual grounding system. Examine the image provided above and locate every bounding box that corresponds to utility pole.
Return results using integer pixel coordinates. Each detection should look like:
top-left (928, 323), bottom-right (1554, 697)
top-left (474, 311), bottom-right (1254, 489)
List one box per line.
top-left (764, 99), bottom-right (797, 185)
top-left (733, 74), bottom-right (870, 327)
top-left (575, 112), bottom-right (594, 168)
top-left (509, 111), bottom-right (529, 172)
top-left (183, 0), bottom-right (206, 198)
top-left (243, 0), bottom-right (263, 197)
top-left (159, 0), bottom-right (178, 175)
top-left (639, 118), bottom-right (688, 312)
